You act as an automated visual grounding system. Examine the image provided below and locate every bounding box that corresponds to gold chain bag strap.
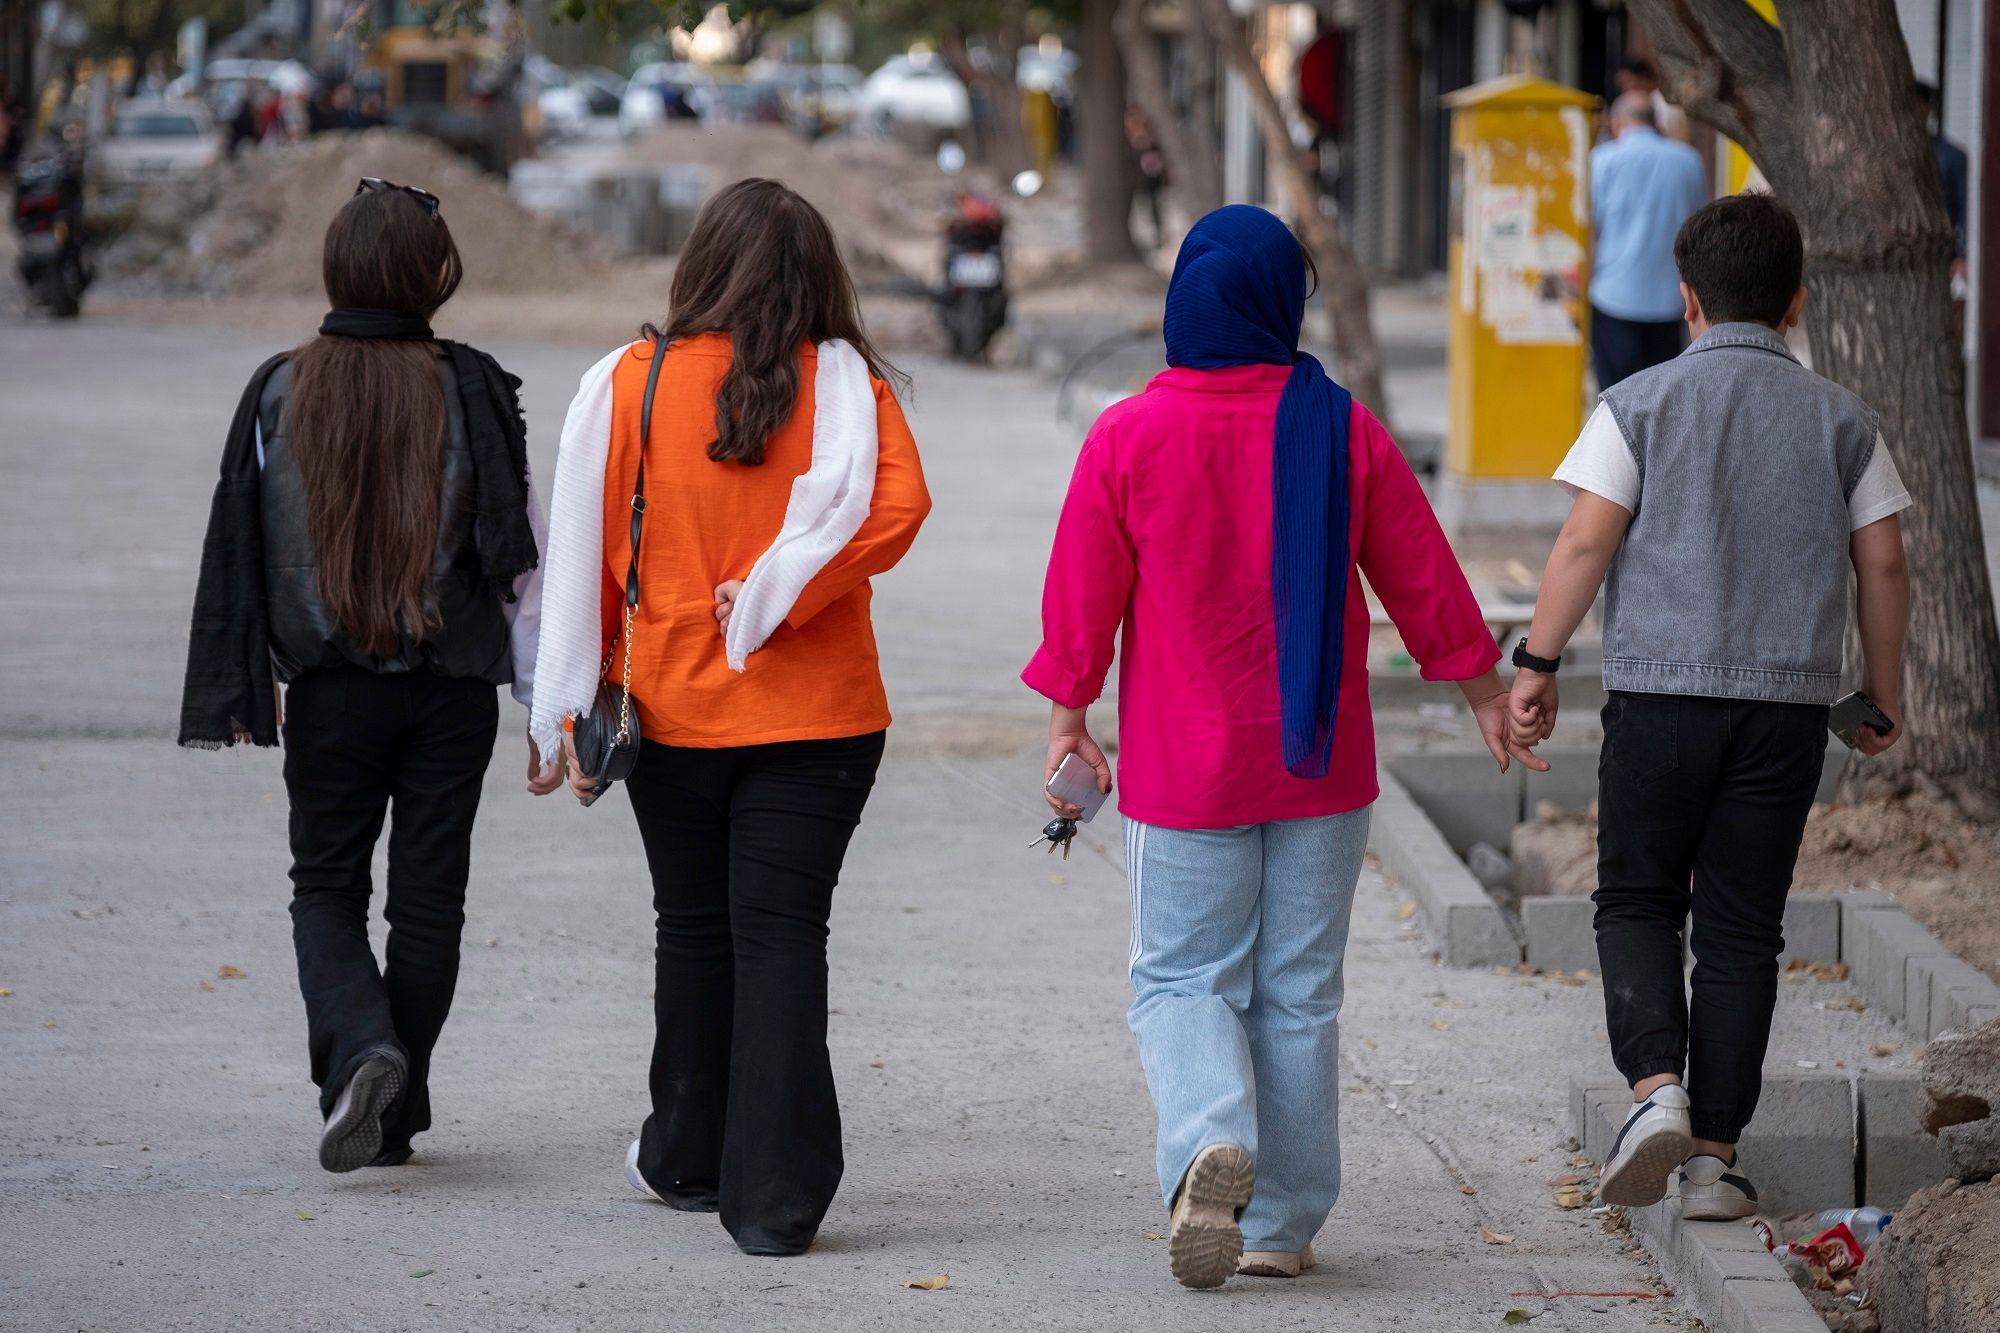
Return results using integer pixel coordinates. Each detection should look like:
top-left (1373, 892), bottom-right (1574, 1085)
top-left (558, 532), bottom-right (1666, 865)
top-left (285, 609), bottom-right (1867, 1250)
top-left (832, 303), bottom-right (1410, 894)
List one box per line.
top-left (571, 335), bottom-right (666, 803)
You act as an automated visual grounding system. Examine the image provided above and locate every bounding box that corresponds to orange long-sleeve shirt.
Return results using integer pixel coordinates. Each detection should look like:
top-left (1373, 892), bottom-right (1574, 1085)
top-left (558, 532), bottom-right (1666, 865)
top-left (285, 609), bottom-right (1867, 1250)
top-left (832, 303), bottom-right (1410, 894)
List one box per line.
top-left (602, 334), bottom-right (930, 747)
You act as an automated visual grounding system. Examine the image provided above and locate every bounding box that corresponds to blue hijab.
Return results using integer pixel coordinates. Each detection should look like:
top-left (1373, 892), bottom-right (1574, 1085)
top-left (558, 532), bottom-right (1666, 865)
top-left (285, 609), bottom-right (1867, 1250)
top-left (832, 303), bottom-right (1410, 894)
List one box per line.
top-left (1163, 205), bottom-right (1353, 779)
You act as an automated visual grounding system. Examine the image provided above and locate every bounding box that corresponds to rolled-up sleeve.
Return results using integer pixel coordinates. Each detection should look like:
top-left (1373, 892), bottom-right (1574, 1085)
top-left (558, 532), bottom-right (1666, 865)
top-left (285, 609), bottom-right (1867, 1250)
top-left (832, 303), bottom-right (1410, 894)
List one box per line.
top-left (1354, 408), bottom-right (1498, 682)
top-left (1021, 428), bottom-right (1134, 708)
top-left (785, 381), bottom-right (932, 630)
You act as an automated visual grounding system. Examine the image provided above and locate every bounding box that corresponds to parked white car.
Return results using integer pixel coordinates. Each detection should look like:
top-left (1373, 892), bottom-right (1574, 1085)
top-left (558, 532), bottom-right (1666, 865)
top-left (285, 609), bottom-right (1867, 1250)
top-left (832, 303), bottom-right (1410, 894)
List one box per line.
top-left (856, 53), bottom-right (970, 132)
top-left (97, 100), bottom-right (220, 183)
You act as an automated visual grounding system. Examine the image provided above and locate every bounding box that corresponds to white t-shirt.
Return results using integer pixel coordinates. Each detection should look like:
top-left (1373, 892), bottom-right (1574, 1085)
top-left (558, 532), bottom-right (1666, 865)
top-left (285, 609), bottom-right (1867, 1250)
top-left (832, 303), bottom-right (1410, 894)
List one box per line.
top-left (1553, 402), bottom-right (1913, 531)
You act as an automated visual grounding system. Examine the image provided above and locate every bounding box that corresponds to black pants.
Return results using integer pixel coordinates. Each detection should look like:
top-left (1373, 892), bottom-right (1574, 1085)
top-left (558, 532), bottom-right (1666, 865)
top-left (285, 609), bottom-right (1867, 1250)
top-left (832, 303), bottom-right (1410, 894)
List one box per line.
top-left (1590, 308), bottom-right (1685, 389)
top-left (282, 667), bottom-right (498, 1153)
top-left (1594, 692), bottom-right (1828, 1143)
top-left (625, 731), bottom-right (885, 1255)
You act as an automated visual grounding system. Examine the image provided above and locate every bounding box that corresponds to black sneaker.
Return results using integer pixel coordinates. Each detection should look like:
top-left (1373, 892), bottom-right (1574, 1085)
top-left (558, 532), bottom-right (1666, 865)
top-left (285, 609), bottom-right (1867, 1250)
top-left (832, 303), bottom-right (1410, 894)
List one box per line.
top-left (319, 1048), bottom-right (407, 1174)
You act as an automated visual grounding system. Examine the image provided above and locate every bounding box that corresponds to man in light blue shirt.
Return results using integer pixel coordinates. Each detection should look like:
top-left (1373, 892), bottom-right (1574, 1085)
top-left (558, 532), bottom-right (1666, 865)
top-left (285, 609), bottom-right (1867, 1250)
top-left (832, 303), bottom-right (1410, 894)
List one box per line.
top-left (1589, 93), bottom-right (1708, 387)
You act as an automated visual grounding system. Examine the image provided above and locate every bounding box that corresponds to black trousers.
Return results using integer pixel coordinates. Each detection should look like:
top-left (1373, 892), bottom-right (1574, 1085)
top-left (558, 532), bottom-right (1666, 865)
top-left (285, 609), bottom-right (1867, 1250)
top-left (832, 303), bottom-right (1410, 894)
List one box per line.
top-left (625, 731), bottom-right (885, 1255)
top-left (282, 667), bottom-right (498, 1153)
top-left (1590, 308), bottom-right (1685, 389)
top-left (1594, 692), bottom-right (1828, 1143)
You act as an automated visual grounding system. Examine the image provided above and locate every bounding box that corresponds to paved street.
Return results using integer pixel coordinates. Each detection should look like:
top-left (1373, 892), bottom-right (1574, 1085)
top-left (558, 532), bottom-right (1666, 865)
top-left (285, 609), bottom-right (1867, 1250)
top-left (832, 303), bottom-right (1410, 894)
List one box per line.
top-left (0, 312), bottom-right (1704, 1331)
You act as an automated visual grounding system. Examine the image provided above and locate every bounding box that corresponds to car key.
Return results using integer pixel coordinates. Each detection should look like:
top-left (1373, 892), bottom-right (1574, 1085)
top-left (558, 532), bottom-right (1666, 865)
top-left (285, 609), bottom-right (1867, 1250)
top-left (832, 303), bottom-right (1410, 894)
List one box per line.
top-left (1031, 816), bottom-right (1078, 859)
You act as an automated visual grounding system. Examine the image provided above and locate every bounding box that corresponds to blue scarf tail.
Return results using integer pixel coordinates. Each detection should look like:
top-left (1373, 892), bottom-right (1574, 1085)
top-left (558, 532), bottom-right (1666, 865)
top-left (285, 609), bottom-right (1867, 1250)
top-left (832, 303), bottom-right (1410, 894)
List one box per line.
top-left (1163, 205), bottom-right (1355, 779)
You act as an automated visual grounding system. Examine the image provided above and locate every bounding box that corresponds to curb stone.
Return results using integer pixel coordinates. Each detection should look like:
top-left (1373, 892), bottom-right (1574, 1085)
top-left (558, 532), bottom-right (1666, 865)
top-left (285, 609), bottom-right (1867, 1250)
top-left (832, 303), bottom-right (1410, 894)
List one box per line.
top-left (1837, 891), bottom-right (2000, 1037)
top-left (1574, 1080), bottom-right (1824, 1333)
top-left (1367, 769), bottom-right (1522, 967)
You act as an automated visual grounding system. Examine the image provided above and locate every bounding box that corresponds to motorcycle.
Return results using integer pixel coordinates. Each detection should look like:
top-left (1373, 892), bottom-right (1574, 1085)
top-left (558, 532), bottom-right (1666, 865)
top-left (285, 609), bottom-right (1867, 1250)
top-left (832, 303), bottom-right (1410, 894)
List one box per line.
top-left (937, 191), bottom-right (1007, 361)
top-left (13, 147), bottom-right (91, 319)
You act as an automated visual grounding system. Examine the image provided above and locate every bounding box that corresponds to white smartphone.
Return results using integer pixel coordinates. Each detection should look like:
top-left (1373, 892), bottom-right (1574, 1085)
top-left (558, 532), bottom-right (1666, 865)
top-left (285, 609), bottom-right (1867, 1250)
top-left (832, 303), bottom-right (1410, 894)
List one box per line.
top-left (1045, 752), bottom-right (1110, 823)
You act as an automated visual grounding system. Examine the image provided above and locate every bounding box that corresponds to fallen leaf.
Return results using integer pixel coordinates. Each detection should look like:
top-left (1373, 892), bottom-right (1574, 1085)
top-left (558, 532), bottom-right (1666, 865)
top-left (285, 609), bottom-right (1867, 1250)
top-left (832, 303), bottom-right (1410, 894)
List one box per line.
top-left (868, 1060), bottom-right (885, 1069)
top-left (0, 987), bottom-right (12, 997)
top-left (409, 1269), bottom-right (433, 1279)
top-left (1481, 1227), bottom-right (1515, 1245)
top-left (1871, 1042), bottom-right (1900, 1057)
top-left (1429, 1020), bottom-right (1452, 1032)
top-left (1547, 1173), bottom-right (1587, 1188)
top-left (217, 965), bottom-right (246, 981)
top-left (1502, 1311), bottom-right (1539, 1326)
top-left (1141, 1231), bottom-right (1164, 1241)
top-left (295, 1211), bottom-right (315, 1221)
top-left (1553, 1187), bottom-right (1585, 1210)
top-left (199, 980), bottom-right (216, 993)
top-left (901, 1274), bottom-right (950, 1291)
top-left (1460, 1184), bottom-right (1477, 1195)
top-left (1819, 994), bottom-right (1866, 1012)
top-left (1394, 901), bottom-right (1418, 922)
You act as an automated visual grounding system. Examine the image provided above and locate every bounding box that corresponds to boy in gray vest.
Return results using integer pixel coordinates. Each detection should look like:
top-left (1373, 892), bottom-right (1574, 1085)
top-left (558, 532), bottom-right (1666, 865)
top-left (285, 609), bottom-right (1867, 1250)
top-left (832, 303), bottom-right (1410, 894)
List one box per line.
top-left (1505, 193), bottom-right (1910, 1219)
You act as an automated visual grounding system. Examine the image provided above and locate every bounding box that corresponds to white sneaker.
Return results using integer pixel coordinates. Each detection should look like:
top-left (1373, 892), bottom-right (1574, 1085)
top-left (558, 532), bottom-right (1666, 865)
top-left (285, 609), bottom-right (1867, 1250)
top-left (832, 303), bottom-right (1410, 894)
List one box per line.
top-left (1598, 1084), bottom-right (1694, 1207)
top-left (624, 1139), bottom-right (664, 1204)
top-left (1678, 1154), bottom-right (1759, 1220)
top-left (1238, 1243), bottom-right (1316, 1278)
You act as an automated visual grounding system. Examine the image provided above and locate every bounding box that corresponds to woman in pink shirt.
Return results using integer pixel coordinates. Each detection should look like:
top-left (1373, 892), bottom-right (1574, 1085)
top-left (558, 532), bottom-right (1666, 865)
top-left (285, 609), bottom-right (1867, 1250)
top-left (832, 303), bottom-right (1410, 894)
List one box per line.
top-left (1024, 206), bottom-right (1532, 1289)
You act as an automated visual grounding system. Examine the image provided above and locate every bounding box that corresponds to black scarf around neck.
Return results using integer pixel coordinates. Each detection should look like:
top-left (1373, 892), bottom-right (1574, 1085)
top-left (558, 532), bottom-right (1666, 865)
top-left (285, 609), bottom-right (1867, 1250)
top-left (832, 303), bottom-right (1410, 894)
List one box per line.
top-left (178, 325), bottom-right (539, 749)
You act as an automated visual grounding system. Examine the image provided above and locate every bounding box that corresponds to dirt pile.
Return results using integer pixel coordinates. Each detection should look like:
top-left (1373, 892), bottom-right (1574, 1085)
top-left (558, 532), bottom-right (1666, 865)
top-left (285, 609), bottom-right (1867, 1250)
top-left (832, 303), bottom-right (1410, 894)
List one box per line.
top-left (99, 130), bottom-right (614, 300)
top-left (1509, 794), bottom-right (2000, 981)
top-left (1868, 1177), bottom-right (2000, 1330)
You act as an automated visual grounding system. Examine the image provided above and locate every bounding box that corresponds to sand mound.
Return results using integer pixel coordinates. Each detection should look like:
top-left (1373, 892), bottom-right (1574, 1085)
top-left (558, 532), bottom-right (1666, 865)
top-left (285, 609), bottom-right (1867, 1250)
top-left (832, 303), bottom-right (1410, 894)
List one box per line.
top-left (100, 130), bottom-right (613, 300)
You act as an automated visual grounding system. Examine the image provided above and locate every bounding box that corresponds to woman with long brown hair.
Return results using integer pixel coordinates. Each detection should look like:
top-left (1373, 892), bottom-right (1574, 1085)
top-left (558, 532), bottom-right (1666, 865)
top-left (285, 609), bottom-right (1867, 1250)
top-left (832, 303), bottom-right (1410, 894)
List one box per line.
top-left (532, 178), bottom-right (929, 1256)
top-left (180, 180), bottom-right (560, 1172)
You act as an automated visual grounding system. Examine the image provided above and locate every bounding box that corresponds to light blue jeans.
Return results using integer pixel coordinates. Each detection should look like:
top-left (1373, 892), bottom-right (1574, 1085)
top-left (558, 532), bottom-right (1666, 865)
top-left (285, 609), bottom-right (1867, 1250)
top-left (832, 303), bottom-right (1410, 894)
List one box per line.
top-left (1124, 808), bottom-right (1370, 1252)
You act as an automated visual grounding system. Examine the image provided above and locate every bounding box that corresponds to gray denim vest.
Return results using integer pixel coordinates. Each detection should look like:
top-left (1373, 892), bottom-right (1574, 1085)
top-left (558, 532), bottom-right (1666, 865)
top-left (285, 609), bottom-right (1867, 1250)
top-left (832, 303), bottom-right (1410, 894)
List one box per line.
top-left (1596, 322), bottom-right (1877, 705)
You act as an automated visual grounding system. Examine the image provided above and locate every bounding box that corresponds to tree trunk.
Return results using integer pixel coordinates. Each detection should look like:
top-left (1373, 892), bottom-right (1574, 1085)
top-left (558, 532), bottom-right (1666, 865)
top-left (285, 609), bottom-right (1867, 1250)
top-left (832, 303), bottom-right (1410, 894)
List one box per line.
top-left (1114, 0), bottom-right (1222, 219)
top-left (1198, 0), bottom-right (1391, 431)
top-left (1079, 0), bottom-right (1140, 264)
top-left (939, 8), bottom-right (1031, 179)
top-left (1629, 0), bottom-right (2000, 812)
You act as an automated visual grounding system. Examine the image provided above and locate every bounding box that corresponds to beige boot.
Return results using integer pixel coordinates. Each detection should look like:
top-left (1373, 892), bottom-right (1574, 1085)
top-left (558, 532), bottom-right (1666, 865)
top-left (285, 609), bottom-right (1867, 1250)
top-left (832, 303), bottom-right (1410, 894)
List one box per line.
top-left (1167, 1142), bottom-right (1255, 1290)
top-left (1238, 1243), bottom-right (1316, 1278)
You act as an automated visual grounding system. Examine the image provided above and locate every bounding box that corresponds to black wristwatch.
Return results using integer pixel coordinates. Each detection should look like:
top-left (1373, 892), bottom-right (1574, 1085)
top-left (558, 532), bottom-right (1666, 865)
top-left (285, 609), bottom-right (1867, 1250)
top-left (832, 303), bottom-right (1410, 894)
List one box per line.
top-left (1512, 638), bottom-right (1561, 674)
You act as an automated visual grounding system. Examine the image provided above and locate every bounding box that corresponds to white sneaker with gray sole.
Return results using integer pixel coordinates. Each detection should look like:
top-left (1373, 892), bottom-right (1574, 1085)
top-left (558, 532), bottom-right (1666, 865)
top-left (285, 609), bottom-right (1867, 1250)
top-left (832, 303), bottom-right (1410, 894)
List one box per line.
top-left (1678, 1154), bottom-right (1759, 1220)
top-left (1598, 1083), bottom-right (1694, 1207)
top-left (1168, 1142), bottom-right (1255, 1290)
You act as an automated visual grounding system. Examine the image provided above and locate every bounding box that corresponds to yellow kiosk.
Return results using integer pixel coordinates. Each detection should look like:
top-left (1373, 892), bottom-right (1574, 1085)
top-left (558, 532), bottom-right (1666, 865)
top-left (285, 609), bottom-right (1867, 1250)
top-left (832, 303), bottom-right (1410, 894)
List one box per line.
top-left (1439, 75), bottom-right (1600, 531)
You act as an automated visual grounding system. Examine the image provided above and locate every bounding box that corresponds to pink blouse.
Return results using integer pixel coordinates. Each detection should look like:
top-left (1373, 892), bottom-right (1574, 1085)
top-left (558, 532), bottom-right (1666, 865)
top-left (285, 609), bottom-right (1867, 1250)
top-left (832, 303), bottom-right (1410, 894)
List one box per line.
top-left (1022, 364), bottom-right (1499, 829)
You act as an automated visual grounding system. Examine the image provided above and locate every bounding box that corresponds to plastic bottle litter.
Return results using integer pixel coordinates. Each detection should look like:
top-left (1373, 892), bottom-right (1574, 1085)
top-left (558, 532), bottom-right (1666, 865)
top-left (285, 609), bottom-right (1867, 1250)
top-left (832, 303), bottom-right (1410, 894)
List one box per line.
top-left (1809, 1207), bottom-right (1893, 1249)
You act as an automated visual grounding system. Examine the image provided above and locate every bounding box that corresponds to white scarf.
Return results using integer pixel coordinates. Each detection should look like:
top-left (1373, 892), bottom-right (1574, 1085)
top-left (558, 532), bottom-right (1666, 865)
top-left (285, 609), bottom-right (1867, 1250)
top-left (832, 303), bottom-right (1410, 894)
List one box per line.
top-left (528, 340), bottom-right (878, 768)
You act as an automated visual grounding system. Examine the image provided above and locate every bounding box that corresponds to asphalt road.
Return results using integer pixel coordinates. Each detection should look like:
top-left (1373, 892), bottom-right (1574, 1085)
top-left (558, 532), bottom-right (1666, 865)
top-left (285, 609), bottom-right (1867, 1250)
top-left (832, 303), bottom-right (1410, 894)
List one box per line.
top-left (0, 312), bottom-right (1714, 1331)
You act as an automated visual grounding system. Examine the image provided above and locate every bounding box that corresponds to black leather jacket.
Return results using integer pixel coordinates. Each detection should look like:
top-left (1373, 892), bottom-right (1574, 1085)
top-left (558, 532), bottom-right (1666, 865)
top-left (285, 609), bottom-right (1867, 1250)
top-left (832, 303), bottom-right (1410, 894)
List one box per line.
top-left (257, 353), bottom-right (513, 686)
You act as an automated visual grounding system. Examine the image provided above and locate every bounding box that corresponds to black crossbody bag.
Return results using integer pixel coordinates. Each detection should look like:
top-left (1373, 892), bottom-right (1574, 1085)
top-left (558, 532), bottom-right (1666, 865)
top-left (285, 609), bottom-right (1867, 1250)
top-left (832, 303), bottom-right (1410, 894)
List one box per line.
top-left (570, 336), bottom-right (666, 802)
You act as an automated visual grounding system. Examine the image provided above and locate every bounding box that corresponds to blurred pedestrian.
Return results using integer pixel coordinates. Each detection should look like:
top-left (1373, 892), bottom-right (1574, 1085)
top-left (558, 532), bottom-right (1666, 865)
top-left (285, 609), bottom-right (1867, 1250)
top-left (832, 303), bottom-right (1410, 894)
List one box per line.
top-left (1023, 205), bottom-right (1535, 1290)
top-left (226, 84), bottom-right (260, 158)
top-left (1589, 92), bottom-right (1706, 389)
top-left (1917, 81), bottom-right (1969, 295)
top-left (1509, 193), bottom-right (1910, 1220)
top-left (1614, 58), bottom-right (1686, 140)
top-left (531, 178), bottom-right (930, 1257)
top-left (1126, 106), bottom-right (1168, 249)
top-left (179, 180), bottom-right (556, 1173)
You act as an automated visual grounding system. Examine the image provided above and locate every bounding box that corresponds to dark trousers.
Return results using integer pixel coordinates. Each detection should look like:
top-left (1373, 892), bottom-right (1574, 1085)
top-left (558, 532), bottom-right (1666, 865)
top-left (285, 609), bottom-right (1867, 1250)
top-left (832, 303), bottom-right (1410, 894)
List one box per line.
top-left (1593, 692), bottom-right (1828, 1143)
top-left (1590, 307), bottom-right (1685, 389)
top-left (282, 667), bottom-right (498, 1152)
top-left (625, 731), bottom-right (885, 1255)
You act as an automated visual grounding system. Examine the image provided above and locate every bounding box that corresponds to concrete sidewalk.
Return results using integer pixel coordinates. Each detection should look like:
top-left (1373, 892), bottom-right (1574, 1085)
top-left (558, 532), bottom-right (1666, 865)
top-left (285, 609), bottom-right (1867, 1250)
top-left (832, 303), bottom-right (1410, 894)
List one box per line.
top-left (0, 314), bottom-right (1692, 1330)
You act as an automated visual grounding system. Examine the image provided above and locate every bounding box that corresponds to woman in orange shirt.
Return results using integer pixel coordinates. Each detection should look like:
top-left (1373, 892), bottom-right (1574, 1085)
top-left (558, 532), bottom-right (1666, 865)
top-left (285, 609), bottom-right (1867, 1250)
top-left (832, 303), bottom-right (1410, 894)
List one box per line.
top-left (532, 179), bottom-right (929, 1256)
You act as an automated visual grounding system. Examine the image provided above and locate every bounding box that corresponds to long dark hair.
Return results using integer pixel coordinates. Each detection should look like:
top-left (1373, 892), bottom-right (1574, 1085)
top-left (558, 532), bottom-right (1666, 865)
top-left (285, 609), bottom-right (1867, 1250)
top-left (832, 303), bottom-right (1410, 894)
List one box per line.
top-left (285, 187), bottom-right (463, 657)
top-left (647, 178), bottom-right (905, 465)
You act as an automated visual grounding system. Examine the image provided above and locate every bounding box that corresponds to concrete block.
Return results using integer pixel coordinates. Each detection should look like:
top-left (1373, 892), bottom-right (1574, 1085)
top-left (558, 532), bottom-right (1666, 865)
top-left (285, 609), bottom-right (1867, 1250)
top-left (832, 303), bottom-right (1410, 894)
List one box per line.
top-left (1736, 1070), bottom-right (1854, 1212)
top-left (1686, 1219), bottom-right (1791, 1315)
top-left (1524, 895), bottom-right (1599, 973)
top-left (1838, 889), bottom-right (1898, 972)
top-left (1368, 770), bottom-right (1522, 968)
top-left (1932, 971), bottom-right (2000, 1037)
top-left (1911, 955), bottom-right (1990, 1039)
top-left (1849, 908), bottom-right (1943, 1023)
top-left (1569, 1071), bottom-right (1627, 1142)
top-left (1582, 1084), bottom-right (1631, 1165)
top-left (1718, 1274), bottom-right (1832, 1333)
top-left (1778, 895), bottom-right (1840, 966)
top-left (1383, 753), bottom-right (1519, 856)
top-left (1859, 1069), bottom-right (1951, 1208)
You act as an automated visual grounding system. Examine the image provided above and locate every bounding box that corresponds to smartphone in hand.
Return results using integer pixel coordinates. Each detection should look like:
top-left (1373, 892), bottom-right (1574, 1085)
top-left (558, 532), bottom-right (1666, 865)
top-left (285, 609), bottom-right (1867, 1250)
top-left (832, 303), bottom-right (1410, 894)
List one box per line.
top-left (1045, 752), bottom-right (1110, 823)
top-left (1829, 691), bottom-right (1895, 749)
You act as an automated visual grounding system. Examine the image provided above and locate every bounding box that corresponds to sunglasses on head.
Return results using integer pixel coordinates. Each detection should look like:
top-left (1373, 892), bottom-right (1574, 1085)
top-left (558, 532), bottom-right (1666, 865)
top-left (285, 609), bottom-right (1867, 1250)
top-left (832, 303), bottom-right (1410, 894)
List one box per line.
top-left (355, 177), bottom-right (442, 219)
